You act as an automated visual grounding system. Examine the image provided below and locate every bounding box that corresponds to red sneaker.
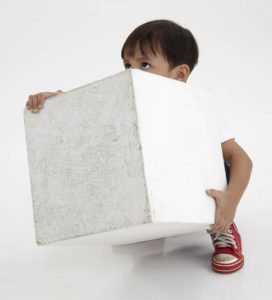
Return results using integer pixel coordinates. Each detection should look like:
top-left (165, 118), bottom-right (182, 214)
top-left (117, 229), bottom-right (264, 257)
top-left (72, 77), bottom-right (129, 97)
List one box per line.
top-left (206, 222), bottom-right (244, 274)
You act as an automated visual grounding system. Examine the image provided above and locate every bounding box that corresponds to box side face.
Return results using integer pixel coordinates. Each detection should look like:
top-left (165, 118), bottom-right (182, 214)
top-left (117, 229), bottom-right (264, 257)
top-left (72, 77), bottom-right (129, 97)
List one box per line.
top-left (24, 70), bottom-right (151, 245)
top-left (131, 70), bottom-right (226, 224)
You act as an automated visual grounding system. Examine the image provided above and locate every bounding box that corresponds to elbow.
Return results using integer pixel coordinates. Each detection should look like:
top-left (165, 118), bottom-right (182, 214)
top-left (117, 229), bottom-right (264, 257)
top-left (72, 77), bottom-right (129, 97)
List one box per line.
top-left (232, 151), bottom-right (253, 170)
top-left (241, 149), bottom-right (253, 170)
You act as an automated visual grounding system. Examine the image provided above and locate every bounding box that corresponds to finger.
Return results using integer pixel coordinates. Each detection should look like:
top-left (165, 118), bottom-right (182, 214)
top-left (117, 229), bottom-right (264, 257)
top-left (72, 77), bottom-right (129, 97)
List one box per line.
top-left (40, 94), bottom-right (45, 108)
top-left (224, 223), bottom-right (232, 233)
top-left (221, 226), bottom-right (229, 234)
top-left (37, 93), bottom-right (43, 109)
top-left (32, 95), bottom-right (38, 111)
top-left (37, 94), bottom-right (41, 109)
top-left (27, 95), bottom-right (32, 109)
top-left (42, 92), bottom-right (52, 100)
top-left (221, 221), bottom-right (231, 233)
top-left (213, 221), bottom-right (223, 233)
top-left (213, 226), bottom-right (223, 233)
top-left (213, 214), bottom-right (221, 230)
top-left (212, 226), bottom-right (219, 233)
top-left (218, 222), bottom-right (229, 233)
top-left (211, 227), bottom-right (220, 233)
top-left (210, 223), bottom-right (219, 232)
top-left (29, 95), bottom-right (34, 111)
top-left (44, 92), bottom-right (58, 100)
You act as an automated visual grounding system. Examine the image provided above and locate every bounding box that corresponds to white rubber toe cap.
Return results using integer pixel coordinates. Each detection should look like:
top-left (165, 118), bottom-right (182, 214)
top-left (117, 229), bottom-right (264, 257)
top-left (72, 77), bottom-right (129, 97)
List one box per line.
top-left (214, 254), bottom-right (238, 264)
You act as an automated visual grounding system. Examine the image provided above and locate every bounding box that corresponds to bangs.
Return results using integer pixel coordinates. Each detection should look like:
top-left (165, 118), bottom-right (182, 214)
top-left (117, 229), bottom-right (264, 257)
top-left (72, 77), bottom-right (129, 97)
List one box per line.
top-left (122, 35), bottom-right (164, 60)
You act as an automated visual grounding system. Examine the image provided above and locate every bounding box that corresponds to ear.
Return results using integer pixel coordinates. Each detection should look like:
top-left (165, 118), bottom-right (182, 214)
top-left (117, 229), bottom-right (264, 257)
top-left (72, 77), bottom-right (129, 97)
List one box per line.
top-left (175, 64), bottom-right (190, 82)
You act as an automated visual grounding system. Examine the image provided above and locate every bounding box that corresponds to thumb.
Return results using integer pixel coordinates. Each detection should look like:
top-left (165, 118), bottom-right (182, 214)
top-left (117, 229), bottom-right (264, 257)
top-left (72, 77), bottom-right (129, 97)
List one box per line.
top-left (205, 189), bottom-right (221, 199)
top-left (56, 90), bottom-right (64, 94)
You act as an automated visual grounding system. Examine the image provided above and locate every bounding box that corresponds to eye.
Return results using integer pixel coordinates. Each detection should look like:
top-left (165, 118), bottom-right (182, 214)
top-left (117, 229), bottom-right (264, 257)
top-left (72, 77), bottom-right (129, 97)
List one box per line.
top-left (124, 62), bottom-right (151, 70)
top-left (141, 62), bottom-right (150, 69)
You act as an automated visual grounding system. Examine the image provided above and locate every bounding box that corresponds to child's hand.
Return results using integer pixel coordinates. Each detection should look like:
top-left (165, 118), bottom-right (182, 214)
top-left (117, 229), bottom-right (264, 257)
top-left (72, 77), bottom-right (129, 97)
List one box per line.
top-left (25, 90), bottom-right (64, 113)
top-left (205, 189), bottom-right (238, 234)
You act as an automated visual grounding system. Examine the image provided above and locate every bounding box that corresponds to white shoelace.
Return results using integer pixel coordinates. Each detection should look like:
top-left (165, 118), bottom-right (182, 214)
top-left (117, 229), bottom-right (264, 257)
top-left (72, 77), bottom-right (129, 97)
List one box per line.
top-left (207, 229), bottom-right (238, 249)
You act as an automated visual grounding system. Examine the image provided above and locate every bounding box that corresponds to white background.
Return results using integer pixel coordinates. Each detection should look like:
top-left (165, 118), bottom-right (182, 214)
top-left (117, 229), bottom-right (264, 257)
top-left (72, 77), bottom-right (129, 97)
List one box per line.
top-left (1, 0), bottom-right (271, 299)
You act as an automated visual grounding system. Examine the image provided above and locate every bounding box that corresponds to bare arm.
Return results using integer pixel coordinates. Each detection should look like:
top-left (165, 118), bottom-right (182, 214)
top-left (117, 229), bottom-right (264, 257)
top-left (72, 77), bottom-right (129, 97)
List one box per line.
top-left (222, 138), bottom-right (253, 207)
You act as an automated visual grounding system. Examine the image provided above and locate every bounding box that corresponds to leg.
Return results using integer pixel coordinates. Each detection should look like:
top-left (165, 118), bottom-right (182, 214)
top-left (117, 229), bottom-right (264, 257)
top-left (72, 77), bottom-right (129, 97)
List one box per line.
top-left (208, 160), bottom-right (244, 273)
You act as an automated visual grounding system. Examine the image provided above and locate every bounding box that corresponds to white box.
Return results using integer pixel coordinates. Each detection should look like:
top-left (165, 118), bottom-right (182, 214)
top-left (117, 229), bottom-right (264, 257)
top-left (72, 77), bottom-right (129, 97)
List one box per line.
top-left (23, 69), bottom-right (227, 246)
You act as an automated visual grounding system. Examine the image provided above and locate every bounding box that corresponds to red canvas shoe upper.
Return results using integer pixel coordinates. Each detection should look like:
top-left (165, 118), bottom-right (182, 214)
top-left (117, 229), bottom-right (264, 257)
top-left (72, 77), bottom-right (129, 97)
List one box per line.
top-left (207, 222), bottom-right (243, 260)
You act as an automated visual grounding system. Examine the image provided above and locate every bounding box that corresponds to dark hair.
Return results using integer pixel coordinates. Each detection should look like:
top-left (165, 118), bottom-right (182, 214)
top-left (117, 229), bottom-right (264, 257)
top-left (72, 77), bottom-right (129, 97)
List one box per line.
top-left (121, 19), bottom-right (199, 73)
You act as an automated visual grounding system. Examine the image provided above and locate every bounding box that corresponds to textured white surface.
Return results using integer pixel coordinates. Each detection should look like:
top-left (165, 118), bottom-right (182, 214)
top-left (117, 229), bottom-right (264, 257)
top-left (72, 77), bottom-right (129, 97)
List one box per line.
top-left (24, 69), bottom-right (227, 246)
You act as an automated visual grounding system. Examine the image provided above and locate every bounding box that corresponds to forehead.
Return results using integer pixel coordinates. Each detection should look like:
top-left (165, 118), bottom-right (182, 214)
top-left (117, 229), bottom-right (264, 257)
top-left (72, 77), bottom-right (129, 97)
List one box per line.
top-left (123, 42), bottom-right (161, 61)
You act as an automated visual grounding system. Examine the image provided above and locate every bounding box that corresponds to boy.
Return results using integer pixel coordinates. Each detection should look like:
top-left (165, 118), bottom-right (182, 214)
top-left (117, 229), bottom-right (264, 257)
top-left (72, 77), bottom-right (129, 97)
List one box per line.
top-left (25, 19), bottom-right (253, 274)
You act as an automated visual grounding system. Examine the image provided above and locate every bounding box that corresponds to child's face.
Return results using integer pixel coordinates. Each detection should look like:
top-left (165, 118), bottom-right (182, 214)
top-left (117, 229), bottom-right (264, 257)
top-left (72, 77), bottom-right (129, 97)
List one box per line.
top-left (122, 42), bottom-right (190, 82)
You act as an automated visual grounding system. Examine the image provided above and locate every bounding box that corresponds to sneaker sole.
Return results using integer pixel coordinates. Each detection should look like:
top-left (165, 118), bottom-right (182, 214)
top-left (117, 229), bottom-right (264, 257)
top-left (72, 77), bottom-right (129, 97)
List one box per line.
top-left (212, 255), bottom-right (244, 274)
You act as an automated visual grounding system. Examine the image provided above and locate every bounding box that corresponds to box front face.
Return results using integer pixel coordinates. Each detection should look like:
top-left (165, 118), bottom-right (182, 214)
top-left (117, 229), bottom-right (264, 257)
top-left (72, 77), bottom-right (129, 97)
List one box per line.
top-left (24, 70), bottom-right (151, 245)
top-left (131, 69), bottom-right (226, 224)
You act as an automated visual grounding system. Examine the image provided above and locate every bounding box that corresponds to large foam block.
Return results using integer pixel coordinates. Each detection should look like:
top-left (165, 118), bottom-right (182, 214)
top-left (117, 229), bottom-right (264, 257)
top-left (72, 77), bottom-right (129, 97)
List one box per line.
top-left (23, 69), bottom-right (227, 246)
